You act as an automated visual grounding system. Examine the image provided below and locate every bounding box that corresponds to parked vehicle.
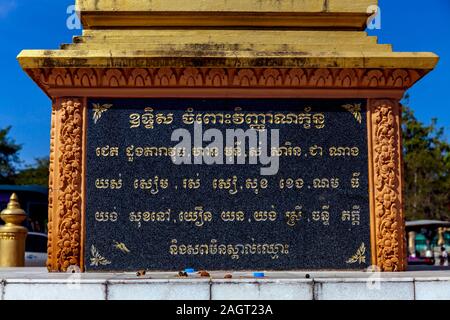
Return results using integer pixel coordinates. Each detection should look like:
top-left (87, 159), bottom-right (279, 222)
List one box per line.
top-left (407, 256), bottom-right (435, 266)
top-left (25, 232), bottom-right (48, 267)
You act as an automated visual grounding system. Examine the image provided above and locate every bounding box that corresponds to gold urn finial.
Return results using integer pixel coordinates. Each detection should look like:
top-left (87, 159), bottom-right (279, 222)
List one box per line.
top-left (0, 193), bottom-right (28, 267)
top-left (0, 193), bottom-right (27, 226)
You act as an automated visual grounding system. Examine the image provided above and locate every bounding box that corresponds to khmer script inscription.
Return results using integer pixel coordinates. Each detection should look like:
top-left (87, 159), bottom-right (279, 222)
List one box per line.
top-left (85, 98), bottom-right (371, 271)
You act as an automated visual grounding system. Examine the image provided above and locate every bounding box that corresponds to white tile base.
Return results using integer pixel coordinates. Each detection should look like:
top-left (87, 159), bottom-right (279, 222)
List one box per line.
top-left (314, 279), bottom-right (415, 300)
top-left (4, 282), bottom-right (106, 300)
top-left (1, 268), bottom-right (450, 300)
top-left (211, 280), bottom-right (313, 300)
top-left (107, 280), bottom-right (210, 300)
top-left (415, 280), bottom-right (450, 300)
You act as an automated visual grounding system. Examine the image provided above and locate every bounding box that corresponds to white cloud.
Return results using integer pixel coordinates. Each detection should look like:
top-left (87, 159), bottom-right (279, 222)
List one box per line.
top-left (0, 0), bottom-right (17, 18)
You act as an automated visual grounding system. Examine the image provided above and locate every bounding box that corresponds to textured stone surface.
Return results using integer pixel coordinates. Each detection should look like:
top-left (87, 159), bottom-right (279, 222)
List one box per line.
top-left (76, 0), bottom-right (377, 13)
top-left (18, 50), bottom-right (438, 71)
top-left (75, 0), bottom-right (377, 30)
top-left (18, 0), bottom-right (438, 72)
top-left (85, 98), bottom-right (371, 272)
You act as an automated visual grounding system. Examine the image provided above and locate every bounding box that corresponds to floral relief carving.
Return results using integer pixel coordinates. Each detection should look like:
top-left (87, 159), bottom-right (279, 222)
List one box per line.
top-left (369, 99), bottom-right (406, 271)
top-left (28, 68), bottom-right (426, 91)
top-left (46, 106), bottom-right (57, 270)
top-left (53, 99), bottom-right (83, 271)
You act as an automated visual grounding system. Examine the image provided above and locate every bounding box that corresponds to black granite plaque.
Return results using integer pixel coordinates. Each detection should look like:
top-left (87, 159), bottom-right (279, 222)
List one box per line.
top-left (85, 98), bottom-right (371, 271)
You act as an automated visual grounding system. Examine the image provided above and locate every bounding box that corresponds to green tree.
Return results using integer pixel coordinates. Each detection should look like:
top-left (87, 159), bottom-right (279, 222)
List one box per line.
top-left (14, 157), bottom-right (49, 187)
top-left (402, 95), bottom-right (450, 221)
top-left (0, 126), bottom-right (21, 184)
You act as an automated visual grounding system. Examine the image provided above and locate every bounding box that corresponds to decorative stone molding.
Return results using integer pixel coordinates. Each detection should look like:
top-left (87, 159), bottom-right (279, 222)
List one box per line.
top-left (26, 68), bottom-right (426, 92)
top-left (47, 104), bottom-right (56, 270)
top-left (368, 99), bottom-right (406, 271)
top-left (47, 99), bottom-right (84, 272)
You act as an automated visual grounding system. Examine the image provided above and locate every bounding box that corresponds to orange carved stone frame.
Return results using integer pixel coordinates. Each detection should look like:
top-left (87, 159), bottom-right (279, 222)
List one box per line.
top-left (43, 67), bottom-right (408, 272)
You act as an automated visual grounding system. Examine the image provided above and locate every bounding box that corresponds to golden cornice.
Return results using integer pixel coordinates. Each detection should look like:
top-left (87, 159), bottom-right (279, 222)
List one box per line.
top-left (18, 0), bottom-right (438, 89)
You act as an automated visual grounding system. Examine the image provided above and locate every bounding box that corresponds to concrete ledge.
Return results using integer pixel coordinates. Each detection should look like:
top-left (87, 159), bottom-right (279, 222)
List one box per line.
top-left (4, 281), bottom-right (107, 300)
top-left (314, 278), bottom-right (415, 300)
top-left (17, 50), bottom-right (439, 70)
top-left (211, 279), bottom-right (313, 300)
top-left (107, 279), bottom-right (211, 300)
top-left (76, 0), bottom-right (377, 14)
top-left (1, 268), bottom-right (450, 300)
top-left (414, 278), bottom-right (450, 300)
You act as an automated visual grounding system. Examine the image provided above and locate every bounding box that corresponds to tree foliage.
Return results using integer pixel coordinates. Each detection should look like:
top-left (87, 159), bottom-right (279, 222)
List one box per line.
top-left (0, 126), bottom-right (21, 184)
top-left (0, 126), bottom-right (49, 186)
top-left (402, 95), bottom-right (450, 221)
top-left (14, 157), bottom-right (49, 187)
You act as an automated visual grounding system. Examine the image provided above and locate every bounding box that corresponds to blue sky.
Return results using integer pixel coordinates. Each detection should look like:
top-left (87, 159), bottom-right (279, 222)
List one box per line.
top-left (0, 0), bottom-right (449, 165)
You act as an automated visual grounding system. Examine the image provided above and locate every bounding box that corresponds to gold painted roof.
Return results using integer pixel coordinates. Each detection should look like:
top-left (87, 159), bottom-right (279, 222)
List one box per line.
top-left (18, 0), bottom-right (438, 70)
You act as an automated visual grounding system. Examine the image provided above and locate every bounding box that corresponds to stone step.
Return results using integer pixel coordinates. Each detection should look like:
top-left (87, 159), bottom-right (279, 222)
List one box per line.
top-left (80, 30), bottom-right (377, 44)
top-left (61, 43), bottom-right (392, 53)
top-left (76, 0), bottom-right (376, 29)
